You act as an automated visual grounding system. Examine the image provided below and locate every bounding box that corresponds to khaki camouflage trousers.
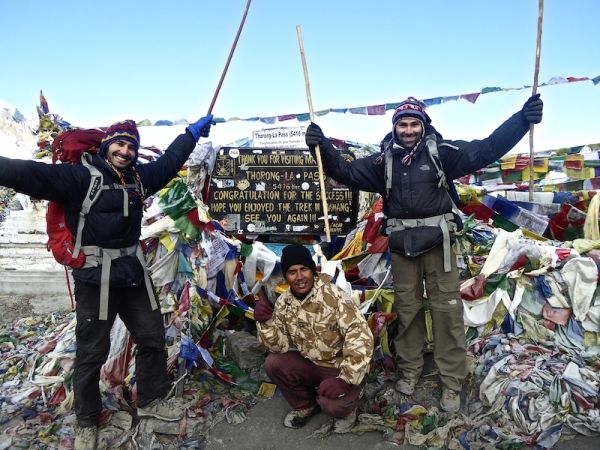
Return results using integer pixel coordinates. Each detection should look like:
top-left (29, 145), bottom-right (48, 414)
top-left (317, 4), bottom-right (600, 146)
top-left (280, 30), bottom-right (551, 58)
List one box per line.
top-left (391, 244), bottom-right (467, 391)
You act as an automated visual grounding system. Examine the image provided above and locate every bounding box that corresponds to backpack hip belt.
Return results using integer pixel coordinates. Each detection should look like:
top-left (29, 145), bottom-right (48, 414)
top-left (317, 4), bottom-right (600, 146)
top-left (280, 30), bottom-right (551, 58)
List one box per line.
top-left (81, 243), bottom-right (158, 320)
top-left (385, 213), bottom-right (456, 272)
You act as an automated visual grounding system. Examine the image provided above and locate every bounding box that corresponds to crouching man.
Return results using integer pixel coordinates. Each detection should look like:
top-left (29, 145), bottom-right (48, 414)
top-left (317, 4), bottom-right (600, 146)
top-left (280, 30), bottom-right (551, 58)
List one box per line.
top-left (254, 244), bottom-right (374, 433)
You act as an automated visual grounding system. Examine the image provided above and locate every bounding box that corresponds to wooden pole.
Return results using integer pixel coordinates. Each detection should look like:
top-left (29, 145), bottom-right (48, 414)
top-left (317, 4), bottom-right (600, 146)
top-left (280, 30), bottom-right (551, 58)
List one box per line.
top-left (528, 0), bottom-right (544, 201)
top-left (207, 0), bottom-right (252, 115)
top-left (296, 25), bottom-right (331, 242)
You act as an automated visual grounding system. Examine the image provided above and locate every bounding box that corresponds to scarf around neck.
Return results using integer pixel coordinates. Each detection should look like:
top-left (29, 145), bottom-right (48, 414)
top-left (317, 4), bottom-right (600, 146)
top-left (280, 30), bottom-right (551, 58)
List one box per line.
top-left (393, 139), bottom-right (423, 166)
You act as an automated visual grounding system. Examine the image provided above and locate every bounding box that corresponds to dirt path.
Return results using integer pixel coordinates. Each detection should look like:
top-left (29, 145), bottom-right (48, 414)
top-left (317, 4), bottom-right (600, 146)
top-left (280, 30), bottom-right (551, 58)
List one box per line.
top-left (0, 294), bottom-right (72, 327)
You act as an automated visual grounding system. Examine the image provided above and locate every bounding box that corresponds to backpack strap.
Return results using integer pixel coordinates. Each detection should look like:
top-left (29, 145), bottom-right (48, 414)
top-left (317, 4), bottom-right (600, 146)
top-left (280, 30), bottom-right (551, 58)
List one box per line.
top-left (80, 243), bottom-right (158, 320)
top-left (72, 153), bottom-right (103, 259)
top-left (427, 137), bottom-right (463, 210)
top-left (425, 135), bottom-right (448, 190)
top-left (384, 147), bottom-right (394, 197)
top-left (100, 183), bottom-right (137, 217)
top-left (423, 136), bottom-right (462, 272)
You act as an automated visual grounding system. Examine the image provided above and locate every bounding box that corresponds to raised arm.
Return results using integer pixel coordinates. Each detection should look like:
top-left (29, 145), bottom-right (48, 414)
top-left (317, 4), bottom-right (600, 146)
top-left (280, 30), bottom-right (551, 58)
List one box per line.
top-left (305, 122), bottom-right (386, 195)
top-left (138, 115), bottom-right (214, 195)
top-left (441, 95), bottom-right (544, 180)
top-left (0, 156), bottom-right (87, 203)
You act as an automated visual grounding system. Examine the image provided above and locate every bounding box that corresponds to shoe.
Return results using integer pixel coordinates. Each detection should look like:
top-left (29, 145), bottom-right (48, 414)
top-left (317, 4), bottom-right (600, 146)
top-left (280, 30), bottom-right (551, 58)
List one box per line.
top-left (74, 425), bottom-right (98, 450)
top-left (395, 377), bottom-right (419, 395)
top-left (440, 387), bottom-right (461, 413)
top-left (283, 405), bottom-right (319, 428)
top-left (138, 398), bottom-right (183, 421)
top-left (333, 407), bottom-right (357, 434)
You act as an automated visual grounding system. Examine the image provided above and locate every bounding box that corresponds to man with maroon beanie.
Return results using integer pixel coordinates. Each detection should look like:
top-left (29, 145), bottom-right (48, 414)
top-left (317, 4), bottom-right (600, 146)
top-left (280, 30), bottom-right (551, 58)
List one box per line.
top-left (254, 244), bottom-right (373, 433)
top-left (0, 114), bottom-right (214, 449)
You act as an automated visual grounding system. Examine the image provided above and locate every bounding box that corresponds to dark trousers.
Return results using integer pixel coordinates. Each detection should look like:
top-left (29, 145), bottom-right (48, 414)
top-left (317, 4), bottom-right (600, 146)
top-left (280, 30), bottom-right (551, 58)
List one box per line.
top-left (265, 352), bottom-right (363, 418)
top-left (391, 244), bottom-right (467, 391)
top-left (73, 281), bottom-right (170, 427)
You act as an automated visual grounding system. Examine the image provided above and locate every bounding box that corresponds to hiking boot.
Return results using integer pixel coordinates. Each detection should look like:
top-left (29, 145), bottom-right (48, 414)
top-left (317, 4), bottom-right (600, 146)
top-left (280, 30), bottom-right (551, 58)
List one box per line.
top-left (333, 407), bottom-right (357, 434)
top-left (283, 405), bottom-right (319, 428)
top-left (395, 376), bottom-right (419, 395)
top-left (74, 425), bottom-right (98, 450)
top-left (137, 398), bottom-right (183, 421)
top-left (440, 387), bottom-right (461, 413)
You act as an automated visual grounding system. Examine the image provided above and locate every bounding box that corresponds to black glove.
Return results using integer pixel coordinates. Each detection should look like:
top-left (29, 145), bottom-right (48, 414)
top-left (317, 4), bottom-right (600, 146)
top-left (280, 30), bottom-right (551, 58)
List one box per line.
top-left (521, 94), bottom-right (543, 124)
top-left (305, 122), bottom-right (325, 148)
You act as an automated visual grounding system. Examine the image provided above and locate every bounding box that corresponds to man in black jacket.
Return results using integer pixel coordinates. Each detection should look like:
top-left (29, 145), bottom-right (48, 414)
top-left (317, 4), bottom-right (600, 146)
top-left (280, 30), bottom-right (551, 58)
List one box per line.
top-left (305, 95), bottom-right (543, 413)
top-left (0, 114), bottom-right (214, 449)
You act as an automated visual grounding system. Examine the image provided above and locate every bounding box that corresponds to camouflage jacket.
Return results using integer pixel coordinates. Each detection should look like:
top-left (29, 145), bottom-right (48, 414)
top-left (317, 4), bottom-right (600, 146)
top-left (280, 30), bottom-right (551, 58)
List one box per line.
top-left (256, 274), bottom-right (373, 385)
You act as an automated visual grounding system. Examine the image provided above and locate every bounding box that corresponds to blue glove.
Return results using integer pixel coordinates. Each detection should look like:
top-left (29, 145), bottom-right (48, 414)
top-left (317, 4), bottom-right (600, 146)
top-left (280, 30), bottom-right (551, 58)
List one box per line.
top-left (186, 114), bottom-right (215, 141)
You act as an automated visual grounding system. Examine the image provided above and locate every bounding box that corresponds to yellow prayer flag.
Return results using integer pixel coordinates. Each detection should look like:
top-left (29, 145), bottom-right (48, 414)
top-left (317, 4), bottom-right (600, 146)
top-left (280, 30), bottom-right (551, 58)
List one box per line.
top-left (257, 382), bottom-right (278, 398)
top-left (500, 155), bottom-right (517, 170)
top-left (159, 234), bottom-right (177, 252)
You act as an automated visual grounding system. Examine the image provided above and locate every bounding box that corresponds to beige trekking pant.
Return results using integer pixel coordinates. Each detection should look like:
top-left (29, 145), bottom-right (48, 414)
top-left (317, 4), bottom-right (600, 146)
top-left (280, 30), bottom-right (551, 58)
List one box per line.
top-left (391, 244), bottom-right (467, 391)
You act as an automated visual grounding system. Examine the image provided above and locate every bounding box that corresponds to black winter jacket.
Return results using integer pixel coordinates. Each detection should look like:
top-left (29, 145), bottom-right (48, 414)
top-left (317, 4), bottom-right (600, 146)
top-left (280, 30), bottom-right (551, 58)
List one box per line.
top-left (0, 132), bottom-right (197, 286)
top-left (316, 111), bottom-right (530, 256)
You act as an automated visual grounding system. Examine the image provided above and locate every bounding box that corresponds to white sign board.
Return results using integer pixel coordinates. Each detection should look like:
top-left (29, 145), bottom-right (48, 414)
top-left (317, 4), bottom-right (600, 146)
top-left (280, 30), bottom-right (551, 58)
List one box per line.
top-left (252, 127), bottom-right (306, 148)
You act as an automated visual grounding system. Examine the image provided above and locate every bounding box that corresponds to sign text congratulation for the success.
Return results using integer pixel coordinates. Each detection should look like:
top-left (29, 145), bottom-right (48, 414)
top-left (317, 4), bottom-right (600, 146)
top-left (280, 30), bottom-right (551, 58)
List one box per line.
top-left (208, 147), bottom-right (358, 235)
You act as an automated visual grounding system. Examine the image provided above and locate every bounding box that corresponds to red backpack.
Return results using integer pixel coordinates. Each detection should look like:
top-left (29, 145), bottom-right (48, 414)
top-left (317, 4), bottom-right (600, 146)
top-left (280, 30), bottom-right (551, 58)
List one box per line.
top-left (47, 129), bottom-right (105, 268)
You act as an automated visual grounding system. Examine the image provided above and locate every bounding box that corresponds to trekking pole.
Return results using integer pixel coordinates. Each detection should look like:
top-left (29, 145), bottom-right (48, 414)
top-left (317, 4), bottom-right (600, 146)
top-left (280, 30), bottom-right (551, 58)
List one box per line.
top-left (296, 25), bottom-right (331, 242)
top-left (64, 266), bottom-right (75, 310)
top-left (177, 3), bottom-right (254, 398)
top-left (207, 0), bottom-right (252, 115)
top-left (528, 0), bottom-right (544, 201)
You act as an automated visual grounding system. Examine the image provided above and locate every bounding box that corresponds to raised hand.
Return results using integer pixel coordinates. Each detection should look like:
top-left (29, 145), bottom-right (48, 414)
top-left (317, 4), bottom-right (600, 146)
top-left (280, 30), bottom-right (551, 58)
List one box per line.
top-left (521, 94), bottom-right (543, 124)
top-left (253, 299), bottom-right (274, 322)
top-left (187, 114), bottom-right (215, 141)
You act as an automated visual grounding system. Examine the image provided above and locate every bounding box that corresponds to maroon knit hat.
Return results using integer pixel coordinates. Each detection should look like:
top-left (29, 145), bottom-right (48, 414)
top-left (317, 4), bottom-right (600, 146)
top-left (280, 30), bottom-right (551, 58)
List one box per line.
top-left (392, 97), bottom-right (431, 126)
top-left (99, 120), bottom-right (140, 159)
